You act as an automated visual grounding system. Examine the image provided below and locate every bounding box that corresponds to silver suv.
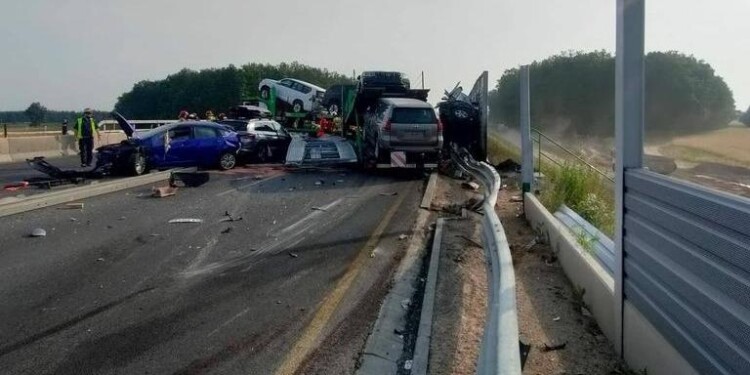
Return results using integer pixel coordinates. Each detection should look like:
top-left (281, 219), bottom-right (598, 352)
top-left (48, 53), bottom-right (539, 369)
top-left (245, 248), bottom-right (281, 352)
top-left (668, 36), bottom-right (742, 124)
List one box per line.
top-left (364, 98), bottom-right (443, 161)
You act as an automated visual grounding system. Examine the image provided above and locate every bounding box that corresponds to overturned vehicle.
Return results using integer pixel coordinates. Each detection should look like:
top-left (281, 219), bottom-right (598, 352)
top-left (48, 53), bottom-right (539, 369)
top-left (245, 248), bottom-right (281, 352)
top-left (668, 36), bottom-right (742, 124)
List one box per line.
top-left (437, 83), bottom-right (483, 159)
top-left (95, 112), bottom-right (240, 175)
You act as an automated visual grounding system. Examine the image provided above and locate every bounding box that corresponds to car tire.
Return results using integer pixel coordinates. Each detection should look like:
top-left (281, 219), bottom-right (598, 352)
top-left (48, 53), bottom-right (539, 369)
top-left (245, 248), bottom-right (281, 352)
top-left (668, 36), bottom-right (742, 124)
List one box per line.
top-left (292, 100), bottom-right (304, 113)
top-left (260, 86), bottom-right (271, 100)
top-left (130, 151), bottom-right (148, 176)
top-left (218, 152), bottom-right (237, 170)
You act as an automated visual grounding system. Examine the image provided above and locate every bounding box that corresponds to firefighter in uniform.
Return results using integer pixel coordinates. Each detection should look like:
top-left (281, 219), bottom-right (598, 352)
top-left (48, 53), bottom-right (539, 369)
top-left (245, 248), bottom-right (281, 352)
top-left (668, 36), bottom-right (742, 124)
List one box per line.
top-left (75, 108), bottom-right (100, 167)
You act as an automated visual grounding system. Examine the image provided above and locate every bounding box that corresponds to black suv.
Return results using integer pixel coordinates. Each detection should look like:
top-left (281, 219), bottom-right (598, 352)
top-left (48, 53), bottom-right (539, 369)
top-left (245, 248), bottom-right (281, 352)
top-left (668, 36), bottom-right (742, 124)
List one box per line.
top-left (357, 71), bottom-right (410, 95)
top-left (322, 84), bottom-right (355, 115)
top-left (218, 119), bottom-right (292, 163)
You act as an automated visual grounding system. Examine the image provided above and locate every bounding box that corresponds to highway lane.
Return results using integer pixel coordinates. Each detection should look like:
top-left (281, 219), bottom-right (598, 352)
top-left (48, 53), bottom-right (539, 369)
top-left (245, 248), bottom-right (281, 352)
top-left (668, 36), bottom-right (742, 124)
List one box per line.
top-left (0, 166), bottom-right (426, 374)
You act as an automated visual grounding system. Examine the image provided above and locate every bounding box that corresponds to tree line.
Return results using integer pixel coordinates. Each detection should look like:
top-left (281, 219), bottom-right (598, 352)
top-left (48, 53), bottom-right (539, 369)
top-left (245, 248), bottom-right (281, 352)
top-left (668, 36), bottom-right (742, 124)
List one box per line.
top-left (489, 50), bottom-right (737, 136)
top-left (0, 102), bottom-right (109, 125)
top-left (114, 62), bottom-right (354, 119)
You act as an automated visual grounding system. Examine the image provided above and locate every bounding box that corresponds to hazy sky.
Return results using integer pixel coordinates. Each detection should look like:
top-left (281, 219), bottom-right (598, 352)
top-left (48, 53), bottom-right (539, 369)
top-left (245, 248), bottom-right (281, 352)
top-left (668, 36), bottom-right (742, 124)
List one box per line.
top-left (1, 0), bottom-right (748, 112)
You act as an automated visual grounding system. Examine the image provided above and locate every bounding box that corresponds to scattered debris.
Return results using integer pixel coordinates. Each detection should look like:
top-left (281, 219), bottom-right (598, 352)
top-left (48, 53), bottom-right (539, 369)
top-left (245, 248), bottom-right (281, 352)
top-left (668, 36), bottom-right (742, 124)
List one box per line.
top-left (553, 316), bottom-right (561, 322)
top-left (168, 218), bottom-right (204, 224)
top-left (336, 179), bottom-right (345, 183)
top-left (379, 192), bottom-right (398, 196)
top-left (288, 252), bottom-right (299, 258)
top-left (170, 171), bottom-right (210, 187)
top-left (221, 211), bottom-right (243, 222)
top-left (59, 202), bottom-right (84, 210)
top-left (495, 158), bottom-right (521, 173)
top-left (69, 217), bottom-right (78, 222)
top-left (97, 257), bottom-right (105, 262)
top-left (152, 186), bottom-right (178, 198)
top-left (118, 216), bottom-right (126, 221)
top-left (403, 359), bottom-right (413, 370)
top-left (314, 180), bottom-right (325, 186)
top-left (393, 328), bottom-right (407, 335)
top-left (400, 298), bottom-right (411, 310)
top-left (510, 195), bottom-right (523, 202)
top-left (523, 238), bottom-right (537, 251)
top-left (276, 300), bottom-right (282, 305)
top-left (398, 234), bottom-right (408, 240)
top-left (462, 181), bottom-right (480, 190)
top-left (250, 248), bottom-right (258, 252)
top-left (3, 181), bottom-right (29, 191)
top-left (221, 227), bottom-right (233, 234)
top-left (541, 341), bottom-right (568, 352)
top-left (311, 206), bottom-right (328, 212)
top-left (30, 228), bottom-right (47, 237)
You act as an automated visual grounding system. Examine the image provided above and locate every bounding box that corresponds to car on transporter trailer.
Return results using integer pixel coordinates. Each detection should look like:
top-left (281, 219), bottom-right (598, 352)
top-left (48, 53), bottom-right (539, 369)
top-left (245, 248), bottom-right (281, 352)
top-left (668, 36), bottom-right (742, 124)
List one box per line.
top-left (95, 112), bottom-right (240, 175)
top-left (258, 78), bottom-right (326, 113)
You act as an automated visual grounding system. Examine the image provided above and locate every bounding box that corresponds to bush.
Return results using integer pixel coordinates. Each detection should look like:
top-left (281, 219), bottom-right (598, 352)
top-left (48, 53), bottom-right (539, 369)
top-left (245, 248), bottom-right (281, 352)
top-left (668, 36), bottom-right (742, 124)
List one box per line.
top-left (541, 163), bottom-right (614, 235)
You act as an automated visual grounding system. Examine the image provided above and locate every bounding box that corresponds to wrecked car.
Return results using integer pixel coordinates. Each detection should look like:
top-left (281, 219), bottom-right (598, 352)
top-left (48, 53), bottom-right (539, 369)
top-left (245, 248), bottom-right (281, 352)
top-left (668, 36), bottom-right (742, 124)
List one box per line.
top-left (258, 78), bottom-right (326, 113)
top-left (95, 112), bottom-right (240, 175)
top-left (218, 119), bottom-right (292, 163)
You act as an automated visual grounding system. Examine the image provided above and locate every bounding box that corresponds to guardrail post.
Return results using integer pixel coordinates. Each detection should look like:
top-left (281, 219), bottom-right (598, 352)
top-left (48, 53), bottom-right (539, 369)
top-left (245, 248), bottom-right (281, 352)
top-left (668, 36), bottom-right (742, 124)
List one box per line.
top-left (614, 0), bottom-right (645, 356)
top-left (520, 65), bottom-right (533, 193)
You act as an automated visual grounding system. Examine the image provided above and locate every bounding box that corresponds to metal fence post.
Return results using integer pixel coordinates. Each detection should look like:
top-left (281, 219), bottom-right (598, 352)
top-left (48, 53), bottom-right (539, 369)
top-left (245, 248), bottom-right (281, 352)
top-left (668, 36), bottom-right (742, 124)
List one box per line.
top-left (520, 65), bottom-right (533, 193)
top-left (614, 0), bottom-right (645, 356)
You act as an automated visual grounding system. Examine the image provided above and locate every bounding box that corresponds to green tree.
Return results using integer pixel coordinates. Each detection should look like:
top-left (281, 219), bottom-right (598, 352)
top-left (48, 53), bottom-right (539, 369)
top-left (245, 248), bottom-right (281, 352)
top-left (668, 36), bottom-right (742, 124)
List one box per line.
top-left (114, 61), bottom-right (353, 119)
top-left (24, 102), bottom-right (48, 125)
top-left (740, 106), bottom-right (750, 126)
top-left (489, 51), bottom-right (736, 136)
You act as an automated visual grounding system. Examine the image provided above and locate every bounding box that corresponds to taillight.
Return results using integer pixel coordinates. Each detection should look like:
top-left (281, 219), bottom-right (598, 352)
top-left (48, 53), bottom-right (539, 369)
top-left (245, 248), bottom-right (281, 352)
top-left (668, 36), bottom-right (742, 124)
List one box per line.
top-left (384, 120), bottom-right (392, 132)
top-left (437, 119), bottom-right (444, 133)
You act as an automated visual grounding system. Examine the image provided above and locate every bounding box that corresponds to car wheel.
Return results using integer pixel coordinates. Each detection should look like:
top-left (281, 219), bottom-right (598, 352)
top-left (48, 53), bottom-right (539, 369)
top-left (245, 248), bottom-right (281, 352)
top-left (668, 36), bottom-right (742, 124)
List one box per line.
top-left (292, 100), bottom-right (304, 113)
top-left (218, 152), bottom-right (237, 170)
top-left (260, 86), bottom-right (271, 100)
top-left (130, 152), bottom-right (147, 176)
top-left (256, 144), bottom-right (271, 163)
top-left (328, 103), bottom-right (339, 115)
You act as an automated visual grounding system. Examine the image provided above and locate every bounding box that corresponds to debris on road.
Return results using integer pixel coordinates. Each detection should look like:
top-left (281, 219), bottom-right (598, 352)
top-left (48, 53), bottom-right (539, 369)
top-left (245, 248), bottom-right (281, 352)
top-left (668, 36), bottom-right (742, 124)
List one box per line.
top-left (398, 234), bottom-right (408, 240)
top-left (495, 158), bottom-right (521, 173)
top-left (400, 298), bottom-right (411, 310)
top-left (553, 316), bottom-right (561, 321)
top-left (510, 195), bottom-right (523, 202)
top-left (311, 206), bottom-right (328, 212)
top-left (289, 252), bottom-right (299, 258)
top-left (59, 202), bottom-right (84, 210)
top-left (3, 181), bottom-right (29, 191)
top-left (404, 359), bottom-right (413, 370)
top-left (221, 227), bottom-right (233, 234)
top-left (30, 228), bottom-right (47, 237)
top-left (221, 211), bottom-right (243, 222)
top-left (69, 217), bottom-right (78, 222)
top-left (170, 171), bottom-right (210, 187)
top-left (379, 192), bottom-right (398, 196)
top-left (541, 341), bottom-right (568, 352)
top-left (462, 181), bottom-right (480, 190)
top-left (315, 180), bottom-right (325, 186)
top-left (97, 257), bottom-right (105, 262)
top-left (152, 186), bottom-right (178, 198)
top-left (168, 218), bottom-right (204, 224)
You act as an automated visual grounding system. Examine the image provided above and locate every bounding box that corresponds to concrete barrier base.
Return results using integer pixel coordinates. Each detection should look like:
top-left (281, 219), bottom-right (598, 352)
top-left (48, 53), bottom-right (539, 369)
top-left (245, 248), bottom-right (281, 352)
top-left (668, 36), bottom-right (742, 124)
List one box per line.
top-left (0, 132), bottom-right (126, 163)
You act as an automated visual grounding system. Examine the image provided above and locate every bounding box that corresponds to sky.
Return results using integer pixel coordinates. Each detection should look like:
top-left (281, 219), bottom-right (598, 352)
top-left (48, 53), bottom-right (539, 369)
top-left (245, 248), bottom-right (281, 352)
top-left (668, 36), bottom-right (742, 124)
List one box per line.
top-left (1, 0), bottom-right (748, 112)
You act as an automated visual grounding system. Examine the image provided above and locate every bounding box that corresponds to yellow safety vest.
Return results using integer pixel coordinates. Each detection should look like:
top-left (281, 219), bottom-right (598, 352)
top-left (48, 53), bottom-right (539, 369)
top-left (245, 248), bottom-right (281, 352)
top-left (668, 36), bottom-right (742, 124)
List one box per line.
top-left (75, 117), bottom-right (97, 140)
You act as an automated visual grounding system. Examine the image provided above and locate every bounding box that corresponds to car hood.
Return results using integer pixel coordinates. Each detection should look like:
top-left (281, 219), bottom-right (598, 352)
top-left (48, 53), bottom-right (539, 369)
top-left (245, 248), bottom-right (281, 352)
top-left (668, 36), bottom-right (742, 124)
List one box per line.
top-left (111, 111), bottom-right (136, 138)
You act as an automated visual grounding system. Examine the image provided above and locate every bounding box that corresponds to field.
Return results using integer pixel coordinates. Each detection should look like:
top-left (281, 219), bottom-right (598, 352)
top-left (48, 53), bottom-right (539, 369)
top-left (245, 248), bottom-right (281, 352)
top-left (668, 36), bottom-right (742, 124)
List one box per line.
top-left (658, 127), bottom-right (750, 168)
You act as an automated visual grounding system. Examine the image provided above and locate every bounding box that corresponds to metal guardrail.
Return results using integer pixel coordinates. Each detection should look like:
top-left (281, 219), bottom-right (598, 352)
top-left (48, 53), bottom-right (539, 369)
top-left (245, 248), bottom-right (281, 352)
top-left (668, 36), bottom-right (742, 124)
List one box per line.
top-left (451, 148), bottom-right (522, 375)
top-left (532, 128), bottom-right (614, 183)
top-left (554, 204), bottom-right (615, 276)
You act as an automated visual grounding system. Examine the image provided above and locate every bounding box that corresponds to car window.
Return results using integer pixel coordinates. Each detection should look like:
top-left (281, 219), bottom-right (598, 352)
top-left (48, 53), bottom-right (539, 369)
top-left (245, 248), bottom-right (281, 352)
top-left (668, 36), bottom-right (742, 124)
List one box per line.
top-left (390, 108), bottom-right (437, 124)
top-left (219, 120), bottom-right (247, 132)
top-left (194, 126), bottom-right (218, 139)
top-left (278, 79), bottom-right (293, 88)
top-left (253, 122), bottom-right (274, 132)
top-left (293, 82), bottom-right (312, 94)
top-left (168, 126), bottom-right (192, 141)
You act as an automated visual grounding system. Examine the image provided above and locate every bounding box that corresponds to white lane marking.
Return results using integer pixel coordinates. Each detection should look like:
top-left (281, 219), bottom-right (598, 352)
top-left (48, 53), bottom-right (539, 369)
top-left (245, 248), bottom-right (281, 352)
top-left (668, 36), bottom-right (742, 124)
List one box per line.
top-left (207, 308), bottom-right (250, 337)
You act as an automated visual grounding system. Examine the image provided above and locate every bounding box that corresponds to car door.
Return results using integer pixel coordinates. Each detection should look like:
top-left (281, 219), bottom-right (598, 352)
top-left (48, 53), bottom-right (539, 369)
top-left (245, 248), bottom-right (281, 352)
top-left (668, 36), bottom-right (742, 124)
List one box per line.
top-left (276, 79), bottom-right (294, 104)
top-left (191, 126), bottom-right (224, 166)
top-left (269, 121), bottom-right (291, 154)
top-left (165, 125), bottom-right (196, 166)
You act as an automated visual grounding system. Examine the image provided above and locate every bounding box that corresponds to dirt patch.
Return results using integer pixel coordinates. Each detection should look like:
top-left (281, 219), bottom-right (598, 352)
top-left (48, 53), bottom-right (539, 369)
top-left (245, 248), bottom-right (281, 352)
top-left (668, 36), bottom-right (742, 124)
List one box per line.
top-left (668, 127), bottom-right (750, 166)
top-left (428, 175), bottom-right (488, 375)
top-left (499, 174), bottom-right (623, 374)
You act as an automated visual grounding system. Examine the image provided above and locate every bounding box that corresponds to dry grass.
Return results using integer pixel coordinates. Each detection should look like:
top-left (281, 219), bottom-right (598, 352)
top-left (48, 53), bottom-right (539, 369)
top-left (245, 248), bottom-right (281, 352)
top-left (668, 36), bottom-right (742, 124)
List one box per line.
top-left (661, 127), bottom-right (750, 167)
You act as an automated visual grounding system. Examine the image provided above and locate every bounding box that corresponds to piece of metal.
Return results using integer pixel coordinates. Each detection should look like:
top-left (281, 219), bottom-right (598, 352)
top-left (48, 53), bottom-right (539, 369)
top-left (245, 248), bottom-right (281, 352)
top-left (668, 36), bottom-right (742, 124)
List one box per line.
top-left (615, 0), bottom-right (645, 355)
top-left (520, 66), bottom-right (533, 193)
top-left (451, 147), bottom-right (521, 375)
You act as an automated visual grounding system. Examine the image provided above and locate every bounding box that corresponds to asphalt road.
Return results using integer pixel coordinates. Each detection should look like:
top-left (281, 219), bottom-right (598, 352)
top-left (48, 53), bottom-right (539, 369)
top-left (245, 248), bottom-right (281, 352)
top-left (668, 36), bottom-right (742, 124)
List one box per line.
top-left (0, 166), bottom-right (426, 374)
top-left (0, 155), bottom-right (83, 185)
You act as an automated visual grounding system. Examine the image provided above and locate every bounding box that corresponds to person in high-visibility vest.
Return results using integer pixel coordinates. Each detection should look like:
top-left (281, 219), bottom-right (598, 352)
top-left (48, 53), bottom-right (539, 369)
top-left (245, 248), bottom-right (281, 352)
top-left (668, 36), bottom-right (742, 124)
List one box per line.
top-left (75, 108), bottom-right (100, 167)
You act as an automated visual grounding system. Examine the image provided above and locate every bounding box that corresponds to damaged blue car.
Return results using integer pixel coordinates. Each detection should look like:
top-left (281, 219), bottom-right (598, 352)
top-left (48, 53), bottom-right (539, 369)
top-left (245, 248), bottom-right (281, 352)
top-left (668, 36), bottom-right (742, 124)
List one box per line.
top-left (95, 112), bottom-right (240, 175)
